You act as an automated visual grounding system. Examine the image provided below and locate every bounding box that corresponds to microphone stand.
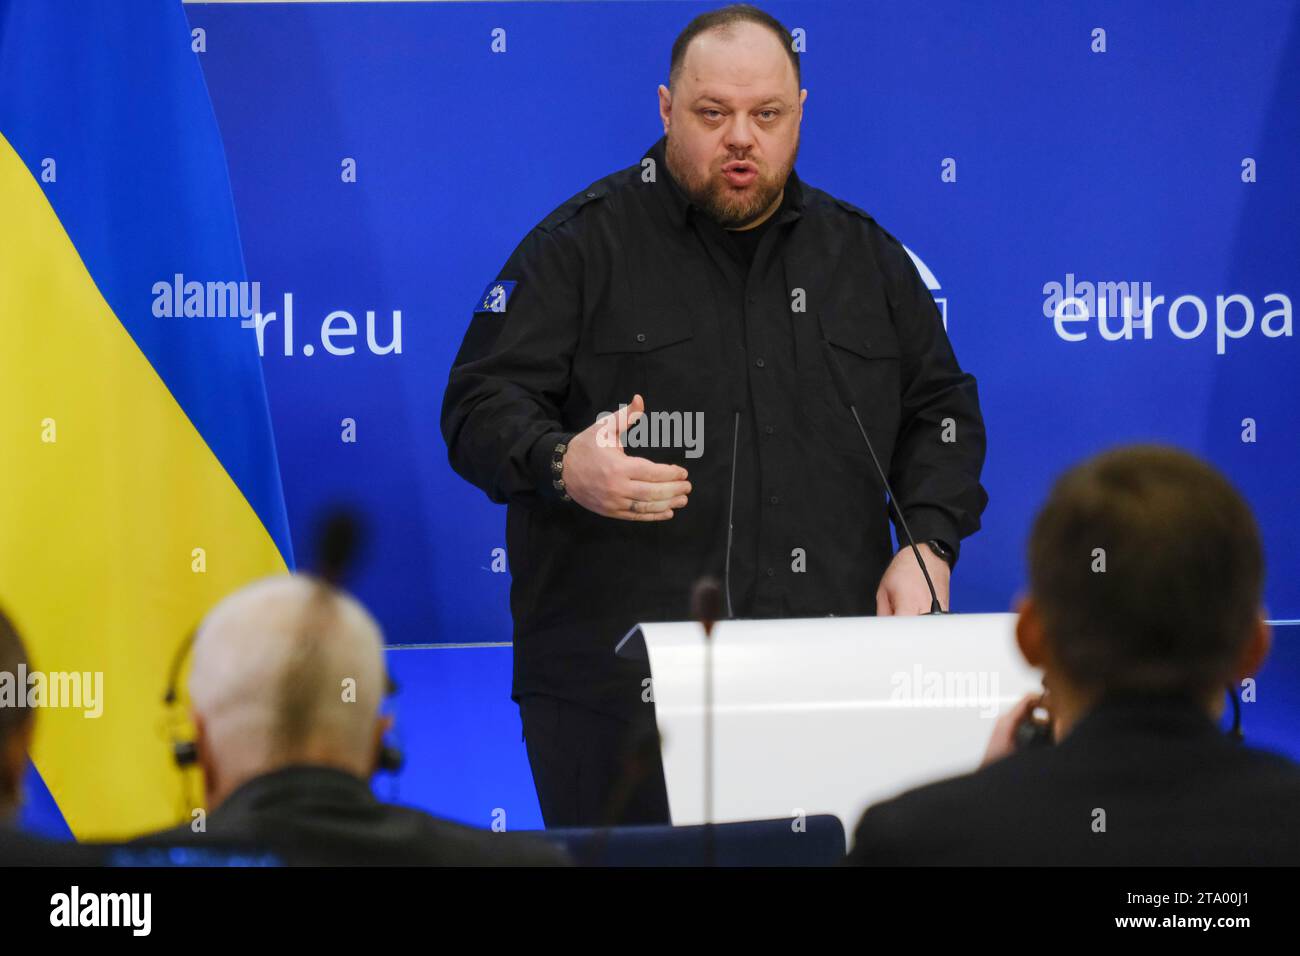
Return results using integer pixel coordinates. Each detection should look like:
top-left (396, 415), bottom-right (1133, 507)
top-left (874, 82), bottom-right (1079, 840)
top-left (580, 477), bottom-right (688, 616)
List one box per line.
top-left (819, 334), bottom-right (947, 615)
top-left (692, 579), bottom-right (724, 866)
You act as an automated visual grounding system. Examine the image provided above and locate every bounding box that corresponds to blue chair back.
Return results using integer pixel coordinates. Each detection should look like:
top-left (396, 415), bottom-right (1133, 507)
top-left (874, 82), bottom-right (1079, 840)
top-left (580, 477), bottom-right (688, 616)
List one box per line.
top-left (541, 815), bottom-right (846, 866)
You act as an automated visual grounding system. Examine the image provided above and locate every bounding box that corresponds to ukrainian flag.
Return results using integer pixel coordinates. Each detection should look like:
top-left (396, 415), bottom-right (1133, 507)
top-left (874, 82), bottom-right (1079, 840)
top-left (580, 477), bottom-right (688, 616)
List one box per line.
top-left (0, 1), bottom-right (293, 839)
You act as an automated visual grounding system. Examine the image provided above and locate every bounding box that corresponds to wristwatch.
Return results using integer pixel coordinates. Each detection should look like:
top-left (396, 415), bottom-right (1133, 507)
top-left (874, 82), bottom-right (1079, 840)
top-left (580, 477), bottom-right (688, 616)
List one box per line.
top-left (925, 538), bottom-right (955, 569)
top-left (549, 439), bottom-right (572, 502)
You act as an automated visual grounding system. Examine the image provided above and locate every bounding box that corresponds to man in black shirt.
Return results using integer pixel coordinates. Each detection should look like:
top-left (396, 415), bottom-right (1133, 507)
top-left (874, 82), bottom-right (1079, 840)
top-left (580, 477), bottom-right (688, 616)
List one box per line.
top-left (442, 5), bottom-right (987, 826)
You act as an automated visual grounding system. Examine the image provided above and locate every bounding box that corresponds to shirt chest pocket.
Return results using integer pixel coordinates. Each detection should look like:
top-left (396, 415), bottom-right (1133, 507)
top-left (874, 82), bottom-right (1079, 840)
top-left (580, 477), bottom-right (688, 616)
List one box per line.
top-left (592, 308), bottom-right (694, 353)
top-left (802, 309), bottom-right (904, 464)
top-left (587, 305), bottom-right (704, 412)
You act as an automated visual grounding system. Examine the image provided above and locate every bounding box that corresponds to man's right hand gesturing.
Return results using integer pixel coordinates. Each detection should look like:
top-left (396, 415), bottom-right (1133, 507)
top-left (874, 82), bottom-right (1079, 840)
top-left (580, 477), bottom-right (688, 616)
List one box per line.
top-left (560, 393), bottom-right (691, 521)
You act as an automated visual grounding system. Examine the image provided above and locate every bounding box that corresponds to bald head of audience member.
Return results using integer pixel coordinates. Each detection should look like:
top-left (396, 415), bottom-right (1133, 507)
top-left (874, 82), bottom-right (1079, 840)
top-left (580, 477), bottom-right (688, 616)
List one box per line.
top-left (0, 606), bottom-right (34, 824)
top-left (188, 575), bottom-right (392, 810)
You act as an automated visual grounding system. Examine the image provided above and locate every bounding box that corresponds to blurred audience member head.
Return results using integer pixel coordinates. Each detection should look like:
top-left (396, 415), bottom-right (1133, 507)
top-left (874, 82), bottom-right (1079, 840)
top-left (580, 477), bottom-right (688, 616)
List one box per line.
top-left (187, 574), bottom-right (391, 809)
top-left (0, 605), bottom-right (34, 823)
top-left (1016, 444), bottom-right (1270, 735)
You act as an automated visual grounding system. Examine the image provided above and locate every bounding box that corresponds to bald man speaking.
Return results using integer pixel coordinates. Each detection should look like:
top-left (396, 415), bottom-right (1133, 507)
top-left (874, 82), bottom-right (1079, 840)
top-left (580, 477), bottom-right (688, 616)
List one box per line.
top-left (442, 4), bottom-right (988, 826)
top-left (137, 575), bottom-right (565, 865)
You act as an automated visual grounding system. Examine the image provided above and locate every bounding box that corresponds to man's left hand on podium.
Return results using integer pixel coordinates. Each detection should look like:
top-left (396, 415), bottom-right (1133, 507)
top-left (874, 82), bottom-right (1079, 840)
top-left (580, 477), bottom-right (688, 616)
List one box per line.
top-left (875, 542), bottom-right (952, 615)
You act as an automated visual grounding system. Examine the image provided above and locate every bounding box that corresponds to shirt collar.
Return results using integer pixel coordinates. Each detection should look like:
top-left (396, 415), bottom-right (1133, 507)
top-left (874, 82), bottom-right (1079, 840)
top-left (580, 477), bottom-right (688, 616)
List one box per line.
top-left (1063, 691), bottom-right (1221, 746)
top-left (218, 764), bottom-right (374, 815)
top-left (644, 134), bottom-right (804, 231)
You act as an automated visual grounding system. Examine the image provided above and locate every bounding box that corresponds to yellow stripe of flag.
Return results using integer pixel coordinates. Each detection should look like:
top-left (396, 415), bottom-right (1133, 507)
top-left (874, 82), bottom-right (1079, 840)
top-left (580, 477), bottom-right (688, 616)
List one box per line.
top-left (0, 132), bottom-right (287, 840)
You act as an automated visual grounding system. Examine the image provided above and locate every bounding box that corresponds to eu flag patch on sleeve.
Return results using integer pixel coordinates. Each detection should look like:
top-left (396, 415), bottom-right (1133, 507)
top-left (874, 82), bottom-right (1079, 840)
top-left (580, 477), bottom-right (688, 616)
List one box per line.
top-left (474, 280), bottom-right (517, 314)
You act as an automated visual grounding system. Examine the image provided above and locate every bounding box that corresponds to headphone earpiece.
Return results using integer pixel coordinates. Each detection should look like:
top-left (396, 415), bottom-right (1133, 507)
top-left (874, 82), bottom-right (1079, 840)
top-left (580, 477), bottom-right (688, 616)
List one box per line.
top-left (173, 740), bottom-right (198, 768)
top-left (377, 743), bottom-right (404, 774)
top-left (163, 627), bottom-right (200, 772)
top-left (1227, 684), bottom-right (1243, 742)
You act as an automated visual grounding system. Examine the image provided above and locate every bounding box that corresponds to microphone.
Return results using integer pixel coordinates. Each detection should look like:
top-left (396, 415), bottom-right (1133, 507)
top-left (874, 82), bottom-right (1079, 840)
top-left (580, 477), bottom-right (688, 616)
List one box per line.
top-left (721, 357), bottom-right (746, 621)
top-left (315, 506), bottom-right (365, 586)
top-left (723, 408), bottom-right (740, 621)
top-left (691, 577), bottom-right (723, 867)
top-left (596, 566), bottom-right (727, 836)
top-left (311, 508), bottom-right (404, 774)
top-left (691, 576), bottom-right (724, 636)
top-left (817, 332), bottom-right (947, 615)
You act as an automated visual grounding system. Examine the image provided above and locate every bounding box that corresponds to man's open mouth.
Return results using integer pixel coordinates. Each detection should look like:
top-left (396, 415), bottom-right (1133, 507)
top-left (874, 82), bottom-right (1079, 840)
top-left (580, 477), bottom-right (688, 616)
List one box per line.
top-left (722, 162), bottom-right (757, 186)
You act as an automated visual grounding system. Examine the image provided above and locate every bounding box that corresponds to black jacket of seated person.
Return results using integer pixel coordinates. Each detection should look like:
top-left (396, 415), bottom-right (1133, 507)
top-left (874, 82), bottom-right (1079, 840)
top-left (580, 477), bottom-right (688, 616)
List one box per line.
top-left (135, 765), bottom-right (569, 866)
top-left (846, 693), bottom-right (1300, 866)
top-left (0, 825), bottom-right (107, 866)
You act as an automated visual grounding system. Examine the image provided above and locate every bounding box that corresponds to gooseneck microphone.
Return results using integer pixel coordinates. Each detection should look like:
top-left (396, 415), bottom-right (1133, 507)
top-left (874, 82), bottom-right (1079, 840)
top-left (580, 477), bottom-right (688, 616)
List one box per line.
top-left (692, 577), bottom-right (724, 867)
top-left (307, 509), bottom-right (405, 774)
top-left (818, 335), bottom-right (947, 615)
top-left (720, 353), bottom-right (746, 621)
top-left (723, 409), bottom-right (740, 620)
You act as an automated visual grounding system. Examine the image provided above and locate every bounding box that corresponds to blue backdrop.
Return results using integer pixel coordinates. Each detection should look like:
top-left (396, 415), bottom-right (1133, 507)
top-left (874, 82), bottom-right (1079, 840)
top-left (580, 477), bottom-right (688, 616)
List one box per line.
top-left (170, 0), bottom-right (1299, 829)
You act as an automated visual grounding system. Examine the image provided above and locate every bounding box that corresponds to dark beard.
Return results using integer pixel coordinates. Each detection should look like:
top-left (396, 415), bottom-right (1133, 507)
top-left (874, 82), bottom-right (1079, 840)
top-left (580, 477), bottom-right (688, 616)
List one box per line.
top-left (665, 131), bottom-right (798, 229)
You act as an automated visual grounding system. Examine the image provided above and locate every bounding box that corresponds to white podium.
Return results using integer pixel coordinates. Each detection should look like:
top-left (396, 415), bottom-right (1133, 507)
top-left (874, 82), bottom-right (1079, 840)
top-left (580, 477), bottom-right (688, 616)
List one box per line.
top-left (616, 612), bottom-right (1040, 833)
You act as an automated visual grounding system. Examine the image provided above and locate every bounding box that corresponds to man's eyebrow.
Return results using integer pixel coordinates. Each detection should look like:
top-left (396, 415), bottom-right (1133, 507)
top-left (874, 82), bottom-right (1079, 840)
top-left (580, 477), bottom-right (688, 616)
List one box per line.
top-left (693, 94), bottom-right (787, 108)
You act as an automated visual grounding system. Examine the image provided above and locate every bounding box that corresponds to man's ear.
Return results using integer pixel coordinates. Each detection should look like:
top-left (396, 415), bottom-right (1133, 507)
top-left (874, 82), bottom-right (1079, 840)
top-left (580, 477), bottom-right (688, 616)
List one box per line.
top-left (1233, 612), bottom-right (1272, 683)
top-left (1015, 594), bottom-right (1048, 669)
top-left (658, 84), bottom-right (672, 132)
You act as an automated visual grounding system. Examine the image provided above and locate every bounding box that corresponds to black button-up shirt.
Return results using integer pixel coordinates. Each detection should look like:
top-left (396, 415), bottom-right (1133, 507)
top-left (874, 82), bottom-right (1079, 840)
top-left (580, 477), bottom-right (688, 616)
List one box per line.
top-left (442, 135), bottom-right (988, 719)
